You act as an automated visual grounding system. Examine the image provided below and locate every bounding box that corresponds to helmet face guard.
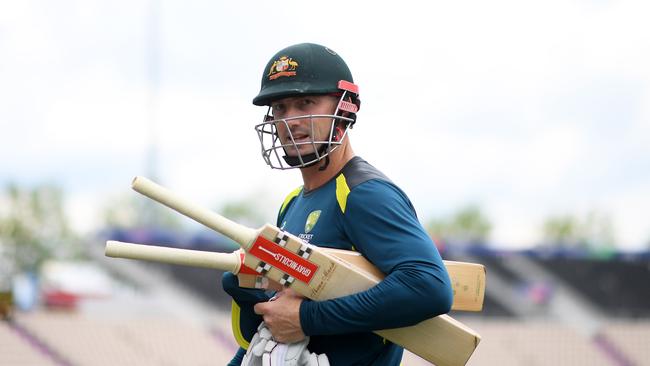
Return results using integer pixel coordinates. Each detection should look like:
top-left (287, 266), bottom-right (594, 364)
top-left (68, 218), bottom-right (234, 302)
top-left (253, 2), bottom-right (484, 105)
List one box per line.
top-left (255, 97), bottom-right (355, 170)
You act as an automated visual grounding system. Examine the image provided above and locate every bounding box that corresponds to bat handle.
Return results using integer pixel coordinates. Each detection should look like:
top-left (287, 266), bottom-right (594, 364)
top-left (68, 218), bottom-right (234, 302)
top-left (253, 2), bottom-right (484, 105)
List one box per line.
top-left (131, 176), bottom-right (259, 249)
top-left (105, 241), bottom-right (241, 272)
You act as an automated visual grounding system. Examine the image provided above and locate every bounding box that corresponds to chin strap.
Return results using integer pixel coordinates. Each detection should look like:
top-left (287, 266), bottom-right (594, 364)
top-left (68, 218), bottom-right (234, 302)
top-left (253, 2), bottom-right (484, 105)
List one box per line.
top-left (283, 124), bottom-right (346, 170)
top-left (317, 155), bottom-right (330, 171)
top-left (282, 145), bottom-right (329, 168)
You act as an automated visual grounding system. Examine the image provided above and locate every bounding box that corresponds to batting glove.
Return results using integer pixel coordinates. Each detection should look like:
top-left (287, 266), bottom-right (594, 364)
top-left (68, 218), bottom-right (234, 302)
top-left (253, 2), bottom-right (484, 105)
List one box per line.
top-left (242, 322), bottom-right (274, 366)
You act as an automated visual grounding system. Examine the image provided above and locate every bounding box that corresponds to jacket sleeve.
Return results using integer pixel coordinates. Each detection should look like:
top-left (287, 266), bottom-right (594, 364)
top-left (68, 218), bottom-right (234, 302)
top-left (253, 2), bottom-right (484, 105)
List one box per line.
top-left (221, 193), bottom-right (294, 348)
top-left (227, 347), bottom-right (246, 366)
top-left (221, 272), bottom-right (270, 347)
top-left (299, 180), bottom-right (453, 335)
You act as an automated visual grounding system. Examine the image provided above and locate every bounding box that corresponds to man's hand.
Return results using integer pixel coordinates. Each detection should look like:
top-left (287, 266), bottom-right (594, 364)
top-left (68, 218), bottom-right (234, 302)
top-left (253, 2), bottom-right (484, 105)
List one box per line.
top-left (254, 288), bottom-right (306, 343)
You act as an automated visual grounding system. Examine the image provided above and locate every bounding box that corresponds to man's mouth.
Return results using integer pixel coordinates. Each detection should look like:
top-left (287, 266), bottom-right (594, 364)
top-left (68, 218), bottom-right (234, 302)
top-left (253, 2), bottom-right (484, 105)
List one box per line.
top-left (289, 133), bottom-right (310, 143)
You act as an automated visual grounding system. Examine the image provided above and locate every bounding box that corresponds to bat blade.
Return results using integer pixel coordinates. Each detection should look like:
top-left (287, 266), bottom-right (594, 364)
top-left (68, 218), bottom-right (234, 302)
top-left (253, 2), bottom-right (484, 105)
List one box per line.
top-left (376, 314), bottom-right (481, 366)
top-left (105, 241), bottom-right (484, 311)
top-left (445, 261), bottom-right (486, 312)
top-left (130, 176), bottom-right (481, 366)
top-left (315, 248), bottom-right (485, 312)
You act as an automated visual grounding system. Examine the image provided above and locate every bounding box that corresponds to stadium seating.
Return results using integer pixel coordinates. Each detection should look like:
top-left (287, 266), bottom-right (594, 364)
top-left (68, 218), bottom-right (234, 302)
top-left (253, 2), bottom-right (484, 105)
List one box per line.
top-left (602, 321), bottom-right (650, 365)
top-left (532, 257), bottom-right (650, 317)
top-left (5, 310), bottom-right (650, 365)
top-left (0, 320), bottom-right (58, 365)
top-left (402, 319), bottom-right (642, 365)
top-left (11, 311), bottom-right (236, 365)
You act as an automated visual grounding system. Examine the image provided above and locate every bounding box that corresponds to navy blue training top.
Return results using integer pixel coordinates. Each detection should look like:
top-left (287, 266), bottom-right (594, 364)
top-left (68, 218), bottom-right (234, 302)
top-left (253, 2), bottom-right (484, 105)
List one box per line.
top-left (223, 156), bottom-right (452, 365)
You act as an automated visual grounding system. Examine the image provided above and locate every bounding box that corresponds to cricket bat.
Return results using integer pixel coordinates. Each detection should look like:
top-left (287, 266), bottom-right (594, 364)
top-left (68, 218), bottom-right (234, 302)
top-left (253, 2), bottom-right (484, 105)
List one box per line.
top-left (105, 241), bottom-right (485, 312)
top-left (128, 176), bottom-right (481, 366)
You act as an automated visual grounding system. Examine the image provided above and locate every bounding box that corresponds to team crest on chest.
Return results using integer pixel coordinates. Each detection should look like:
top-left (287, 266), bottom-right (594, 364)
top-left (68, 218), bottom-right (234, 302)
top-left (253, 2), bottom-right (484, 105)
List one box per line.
top-left (305, 210), bottom-right (321, 234)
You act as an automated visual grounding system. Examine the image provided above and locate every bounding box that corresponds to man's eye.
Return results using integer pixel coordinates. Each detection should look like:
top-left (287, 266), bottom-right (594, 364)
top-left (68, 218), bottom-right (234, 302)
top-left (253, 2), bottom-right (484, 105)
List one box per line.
top-left (301, 99), bottom-right (314, 106)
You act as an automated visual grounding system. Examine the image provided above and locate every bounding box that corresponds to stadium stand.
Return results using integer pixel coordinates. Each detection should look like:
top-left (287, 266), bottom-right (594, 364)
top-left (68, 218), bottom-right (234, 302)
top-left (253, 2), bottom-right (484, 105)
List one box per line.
top-left (461, 319), bottom-right (615, 365)
top-left (531, 257), bottom-right (650, 318)
top-left (5, 310), bottom-right (650, 366)
top-left (602, 321), bottom-right (650, 365)
top-left (164, 264), bottom-right (231, 309)
top-left (12, 311), bottom-right (235, 366)
top-left (402, 319), bottom-right (633, 365)
top-left (77, 232), bottom-right (649, 365)
top-left (0, 320), bottom-right (58, 366)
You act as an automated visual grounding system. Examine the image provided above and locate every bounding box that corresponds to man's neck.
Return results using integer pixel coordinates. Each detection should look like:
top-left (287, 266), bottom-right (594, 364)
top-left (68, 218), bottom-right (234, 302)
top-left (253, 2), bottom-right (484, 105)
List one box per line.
top-left (299, 144), bottom-right (355, 192)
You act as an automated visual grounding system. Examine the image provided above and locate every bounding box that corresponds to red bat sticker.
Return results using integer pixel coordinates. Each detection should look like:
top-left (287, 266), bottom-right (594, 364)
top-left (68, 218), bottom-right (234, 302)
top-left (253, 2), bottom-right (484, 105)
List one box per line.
top-left (249, 236), bottom-right (319, 284)
top-left (238, 251), bottom-right (259, 275)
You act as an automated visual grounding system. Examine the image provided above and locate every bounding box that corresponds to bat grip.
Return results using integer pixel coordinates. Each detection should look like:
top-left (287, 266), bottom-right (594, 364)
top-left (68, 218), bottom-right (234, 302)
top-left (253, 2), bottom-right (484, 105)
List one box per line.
top-left (105, 241), bottom-right (241, 272)
top-left (131, 176), bottom-right (258, 249)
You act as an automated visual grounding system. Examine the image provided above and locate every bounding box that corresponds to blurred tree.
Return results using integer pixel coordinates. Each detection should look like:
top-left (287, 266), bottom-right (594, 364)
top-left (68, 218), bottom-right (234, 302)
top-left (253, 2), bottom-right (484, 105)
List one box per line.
top-left (427, 205), bottom-right (492, 245)
top-left (102, 193), bottom-right (182, 229)
top-left (0, 240), bottom-right (15, 318)
top-left (0, 183), bottom-right (82, 272)
top-left (218, 192), bottom-right (273, 228)
top-left (582, 211), bottom-right (616, 250)
top-left (541, 210), bottom-right (616, 250)
top-left (542, 215), bottom-right (581, 247)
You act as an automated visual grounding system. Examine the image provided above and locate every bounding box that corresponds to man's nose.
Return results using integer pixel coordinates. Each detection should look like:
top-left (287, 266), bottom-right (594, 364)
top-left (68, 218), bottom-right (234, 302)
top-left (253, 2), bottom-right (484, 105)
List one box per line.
top-left (284, 112), bottom-right (308, 127)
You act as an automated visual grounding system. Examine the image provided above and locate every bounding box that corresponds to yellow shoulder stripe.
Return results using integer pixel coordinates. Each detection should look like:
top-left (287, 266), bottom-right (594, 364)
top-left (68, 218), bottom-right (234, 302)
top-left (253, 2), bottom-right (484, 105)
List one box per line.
top-left (280, 186), bottom-right (303, 215)
top-left (230, 300), bottom-right (250, 349)
top-left (336, 174), bottom-right (351, 213)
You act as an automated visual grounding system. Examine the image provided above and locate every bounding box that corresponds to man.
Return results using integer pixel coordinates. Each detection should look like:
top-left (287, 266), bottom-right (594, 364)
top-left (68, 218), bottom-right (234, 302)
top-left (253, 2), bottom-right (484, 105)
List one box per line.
top-left (222, 43), bottom-right (453, 365)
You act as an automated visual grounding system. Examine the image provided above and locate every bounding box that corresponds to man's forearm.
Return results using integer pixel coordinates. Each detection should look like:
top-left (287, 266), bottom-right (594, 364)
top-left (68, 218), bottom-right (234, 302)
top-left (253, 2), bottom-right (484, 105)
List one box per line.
top-left (299, 264), bottom-right (452, 335)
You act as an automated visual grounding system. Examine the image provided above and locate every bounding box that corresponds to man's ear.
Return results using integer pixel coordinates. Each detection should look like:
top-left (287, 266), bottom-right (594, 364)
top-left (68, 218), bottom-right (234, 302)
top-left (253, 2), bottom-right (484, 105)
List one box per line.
top-left (334, 126), bottom-right (344, 141)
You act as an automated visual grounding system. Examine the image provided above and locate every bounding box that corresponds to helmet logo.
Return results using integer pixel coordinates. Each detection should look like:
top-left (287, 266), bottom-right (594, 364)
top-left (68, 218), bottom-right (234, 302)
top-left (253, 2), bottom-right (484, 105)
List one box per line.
top-left (268, 56), bottom-right (299, 80)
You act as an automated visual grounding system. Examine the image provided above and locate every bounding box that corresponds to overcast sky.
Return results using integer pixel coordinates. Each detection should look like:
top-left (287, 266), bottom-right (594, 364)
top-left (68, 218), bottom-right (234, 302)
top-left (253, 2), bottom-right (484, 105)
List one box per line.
top-left (1, 0), bottom-right (649, 250)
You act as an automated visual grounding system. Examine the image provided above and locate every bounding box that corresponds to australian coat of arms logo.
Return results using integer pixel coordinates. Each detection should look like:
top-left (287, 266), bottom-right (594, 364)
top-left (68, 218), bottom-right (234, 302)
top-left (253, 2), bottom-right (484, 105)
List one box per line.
top-left (268, 56), bottom-right (299, 80)
top-left (304, 210), bottom-right (321, 234)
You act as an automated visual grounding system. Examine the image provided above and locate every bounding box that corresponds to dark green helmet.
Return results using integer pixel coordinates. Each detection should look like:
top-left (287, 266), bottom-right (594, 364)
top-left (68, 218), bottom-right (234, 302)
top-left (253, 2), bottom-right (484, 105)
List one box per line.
top-left (252, 43), bottom-right (357, 106)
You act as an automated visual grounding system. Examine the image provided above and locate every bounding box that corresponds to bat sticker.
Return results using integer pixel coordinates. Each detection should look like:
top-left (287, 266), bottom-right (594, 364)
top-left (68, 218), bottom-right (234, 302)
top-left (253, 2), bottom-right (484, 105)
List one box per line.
top-left (249, 235), bottom-right (319, 284)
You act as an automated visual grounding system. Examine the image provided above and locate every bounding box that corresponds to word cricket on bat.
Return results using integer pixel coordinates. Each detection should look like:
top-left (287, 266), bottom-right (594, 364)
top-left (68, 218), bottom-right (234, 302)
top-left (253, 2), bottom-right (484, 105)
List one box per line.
top-left (112, 176), bottom-right (482, 366)
top-left (105, 241), bottom-right (486, 312)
